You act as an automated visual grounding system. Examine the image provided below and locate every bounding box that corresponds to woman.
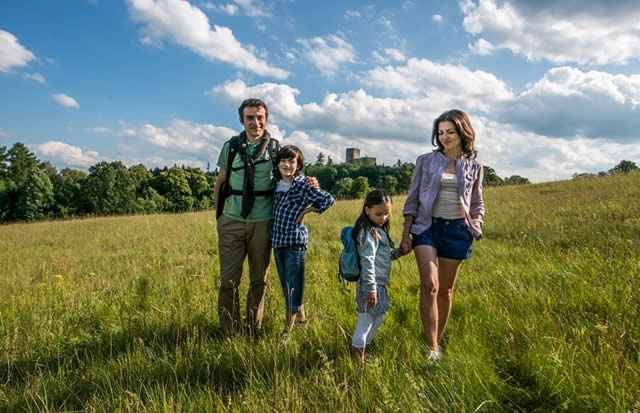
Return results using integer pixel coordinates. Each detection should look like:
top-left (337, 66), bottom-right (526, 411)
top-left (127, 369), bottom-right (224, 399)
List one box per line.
top-left (400, 109), bottom-right (485, 363)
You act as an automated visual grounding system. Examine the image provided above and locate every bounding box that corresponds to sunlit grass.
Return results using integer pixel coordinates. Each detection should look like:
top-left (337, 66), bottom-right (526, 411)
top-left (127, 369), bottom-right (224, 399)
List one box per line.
top-left (1, 173), bottom-right (639, 411)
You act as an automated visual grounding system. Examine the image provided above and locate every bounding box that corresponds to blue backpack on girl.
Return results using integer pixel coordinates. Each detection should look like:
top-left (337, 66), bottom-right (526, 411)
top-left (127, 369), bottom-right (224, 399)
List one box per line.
top-left (339, 226), bottom-right (360, 282)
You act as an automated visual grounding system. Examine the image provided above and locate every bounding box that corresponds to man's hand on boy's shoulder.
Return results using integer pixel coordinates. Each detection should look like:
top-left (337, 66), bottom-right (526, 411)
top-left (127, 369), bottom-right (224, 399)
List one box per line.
top-left (305, 176), bottom-right (319, 190)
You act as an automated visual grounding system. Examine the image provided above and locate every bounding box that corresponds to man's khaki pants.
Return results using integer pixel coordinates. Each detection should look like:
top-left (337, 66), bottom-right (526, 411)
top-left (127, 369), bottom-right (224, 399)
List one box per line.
top-left (217, 215), bottom-right (272, 334)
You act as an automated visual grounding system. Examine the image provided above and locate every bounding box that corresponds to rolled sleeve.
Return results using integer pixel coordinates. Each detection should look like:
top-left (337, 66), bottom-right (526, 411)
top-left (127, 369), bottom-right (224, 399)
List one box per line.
top-left (303, 182), bottom-right (335, 214)
top-left (358, 230), bottom-right (378, 294)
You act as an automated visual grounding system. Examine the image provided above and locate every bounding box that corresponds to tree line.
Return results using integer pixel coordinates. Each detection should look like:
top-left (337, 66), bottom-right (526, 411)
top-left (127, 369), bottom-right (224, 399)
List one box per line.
top-left (9, 143), bottom-right (637, 224)
top-left (0, 142), bottom-right (216, 223)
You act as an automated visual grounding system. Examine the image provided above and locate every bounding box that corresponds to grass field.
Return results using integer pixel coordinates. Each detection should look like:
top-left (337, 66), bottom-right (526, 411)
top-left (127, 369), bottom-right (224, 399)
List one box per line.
top-left (1, 173), bottom-right (639, 411)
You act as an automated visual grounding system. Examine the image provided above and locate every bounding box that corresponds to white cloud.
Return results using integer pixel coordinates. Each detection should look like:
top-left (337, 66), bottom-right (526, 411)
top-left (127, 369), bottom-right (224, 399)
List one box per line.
top-left (362, 58), bottom-right (514, 112)
top-left (345, 10), bottom-right (360, 19)
top-left (89, 127), bottom-right (111, 133)
top-left (232, 0), bottom-right (270, 17)
top-left (462, 0), bottom-right (640, 65)
top-left (371, 48), bottom-right (406, 64)
top-left (212, 79), bottom-right (461, 144)
top-left (30, 141), bottom-right (102, 168)
top-left (126, 0), bottom-right (288, 79)
top-left (210, 74), bottom-right (640, 182)
top-left (202, 2), bottom-right (239, 15)
top-left (496, 66), bottom-right (640, 142)
top-left (384, 48), bottom-right (405, 62)
top-left (0, 30), bottom-right (36, 72)
top-left (24, 72), bottom-right (45, 83)
top-left (296, 34), bottom-right (355, 76)
top-left (121, 119), bottom-right (237, 162)
top-left (0, 128), bottom-right (8, 137)
top-left (52, 93), bottom-right (80, 108)
top-left (432, 14), bottom-right (443, 23)
top-left (403, 1), bottom-right (415, 10)
top-left (473, 116), bottom-right (640, 182)
top-left (468, 38), bottom-right (494, 56)
top-left (376, 16), bottom-right (393, 33)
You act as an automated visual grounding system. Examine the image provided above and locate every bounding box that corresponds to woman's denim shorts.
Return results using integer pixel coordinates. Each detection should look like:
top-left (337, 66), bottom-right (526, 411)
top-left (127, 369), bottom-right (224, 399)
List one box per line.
top-left (412, 217), bottom-right (473, 260)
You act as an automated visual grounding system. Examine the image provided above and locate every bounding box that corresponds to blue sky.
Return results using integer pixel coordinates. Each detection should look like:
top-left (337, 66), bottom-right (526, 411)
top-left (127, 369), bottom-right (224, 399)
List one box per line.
top-left (2, 0), bottom-right (640, 182)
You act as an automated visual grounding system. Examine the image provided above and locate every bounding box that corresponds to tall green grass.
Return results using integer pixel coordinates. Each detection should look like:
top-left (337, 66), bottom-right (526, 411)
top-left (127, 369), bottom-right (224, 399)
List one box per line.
top-left (1, 173), bottom-right (639, 411)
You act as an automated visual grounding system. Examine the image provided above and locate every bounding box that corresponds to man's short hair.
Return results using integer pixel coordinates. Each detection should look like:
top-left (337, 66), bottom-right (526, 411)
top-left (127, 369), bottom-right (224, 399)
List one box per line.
top-left (238, 98), bottom-right (269, 122)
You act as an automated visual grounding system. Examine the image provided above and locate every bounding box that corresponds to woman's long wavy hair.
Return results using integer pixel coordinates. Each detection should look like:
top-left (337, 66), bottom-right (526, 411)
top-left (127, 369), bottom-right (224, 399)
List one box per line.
top-left (431, 109), bottom-right (478, 159)
top-left (351, 189), bottom-right (393, 248)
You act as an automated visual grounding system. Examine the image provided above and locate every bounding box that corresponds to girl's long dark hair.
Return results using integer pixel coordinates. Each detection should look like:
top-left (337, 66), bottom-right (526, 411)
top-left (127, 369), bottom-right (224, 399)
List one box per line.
top-left (352, 189), bottom-right (393, 248)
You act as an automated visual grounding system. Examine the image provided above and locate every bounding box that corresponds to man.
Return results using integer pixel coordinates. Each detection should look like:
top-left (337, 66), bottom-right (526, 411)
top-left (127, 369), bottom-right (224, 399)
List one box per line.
top-left (214, 98), bottom-right (316, 336)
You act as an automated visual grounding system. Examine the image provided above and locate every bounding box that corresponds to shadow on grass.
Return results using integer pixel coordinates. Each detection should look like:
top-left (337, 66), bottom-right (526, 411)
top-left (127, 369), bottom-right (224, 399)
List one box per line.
top-left (1, 314), bottom-right (360, 410)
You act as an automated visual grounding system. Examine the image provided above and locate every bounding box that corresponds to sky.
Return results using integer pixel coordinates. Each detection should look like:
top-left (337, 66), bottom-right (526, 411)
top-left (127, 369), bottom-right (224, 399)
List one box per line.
top-left (2, 0), bottom-right (640, 183)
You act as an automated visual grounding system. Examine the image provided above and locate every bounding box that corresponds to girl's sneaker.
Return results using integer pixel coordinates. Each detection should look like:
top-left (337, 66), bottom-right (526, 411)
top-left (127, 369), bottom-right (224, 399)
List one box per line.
top-left (279, 331), bottom-right (292, 346)
top-left (295, 319), bottom-right (309, 330)
top-left (427, 349), bottom-right (442, 364)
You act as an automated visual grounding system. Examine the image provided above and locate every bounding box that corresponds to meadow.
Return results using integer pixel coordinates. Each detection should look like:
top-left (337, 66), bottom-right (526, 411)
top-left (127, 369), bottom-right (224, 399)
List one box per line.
top-left (1, 172), bottom-right (639, 411)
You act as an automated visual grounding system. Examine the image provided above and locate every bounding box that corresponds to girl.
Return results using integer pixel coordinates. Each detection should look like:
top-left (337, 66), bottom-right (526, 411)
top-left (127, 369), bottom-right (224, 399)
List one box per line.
top-left (400, 109), bottom-right (485, 363)
top-left (351, 189), bottom-right (402, 361)
top-left (271, 145), bottom-right (335, 344)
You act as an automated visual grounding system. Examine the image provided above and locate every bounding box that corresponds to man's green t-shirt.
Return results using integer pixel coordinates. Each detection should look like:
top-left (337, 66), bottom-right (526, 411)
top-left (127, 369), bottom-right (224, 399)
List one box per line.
top-left (217, 139), bottom-right (275, 222)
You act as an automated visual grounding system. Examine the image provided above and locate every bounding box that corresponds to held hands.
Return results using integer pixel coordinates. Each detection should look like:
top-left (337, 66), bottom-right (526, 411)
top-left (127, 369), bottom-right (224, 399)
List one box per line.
top-left (365, 292), bottom-right (377, 308)
top-left (400, 234), bottom-right (413, 255)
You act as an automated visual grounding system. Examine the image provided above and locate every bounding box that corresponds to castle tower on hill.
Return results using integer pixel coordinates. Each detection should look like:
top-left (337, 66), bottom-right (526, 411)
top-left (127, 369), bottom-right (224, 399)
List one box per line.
top-left (346, 148), bottom-right (360, 162)
top-left (346, 147), bottom-right (376, 165)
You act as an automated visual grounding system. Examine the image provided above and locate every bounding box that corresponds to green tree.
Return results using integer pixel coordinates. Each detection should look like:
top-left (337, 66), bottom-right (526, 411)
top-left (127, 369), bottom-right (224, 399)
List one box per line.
top-left (0, 145), bottom-right (8, 179)
top-left (333, 177), bottom-right (353, 199)
top-left (377, 175), bottom-right (398, 195)
top-left (83, 161), bottom-right (136, 215)
top-left (483, 165), bottom-right (503, 186)
top-left (185, 167), bottom-right (213, 209)
top-left (13, 166), bottom-right (54, 221)
top-left (503, 175), bottom-right (530, 185)
top-left (0, 146), bottom-right (8, 221)
top-left (154, 168), bottom-right (194, 212)
top-left (8, 142), bottom-right (39, 187)
top-left (327, 155), bottom-right (333, 166)
top-left (129, 164), bottom-right (152, 197)
top-left (316, 152), bottom-right (325, 166)
top-left (135, 186), bottom-right (168, 213)
top-left (350, 176), bottom-right (371, 199)
top-left (53, 168), bottom-right (88, 216)
top-left (609, 160), bottom-right (638, 174)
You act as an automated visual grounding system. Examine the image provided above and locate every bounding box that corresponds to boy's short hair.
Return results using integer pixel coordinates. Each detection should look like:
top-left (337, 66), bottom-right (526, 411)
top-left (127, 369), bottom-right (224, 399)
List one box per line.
top-left (238, 98), bottom-right (269, 122)
top-left (275, 145), bottom-right (305, 177)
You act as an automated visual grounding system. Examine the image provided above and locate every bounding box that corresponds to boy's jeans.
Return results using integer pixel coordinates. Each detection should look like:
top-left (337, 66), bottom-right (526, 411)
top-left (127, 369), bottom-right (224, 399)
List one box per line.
top-left (273, 245), bottom-right (306, 313)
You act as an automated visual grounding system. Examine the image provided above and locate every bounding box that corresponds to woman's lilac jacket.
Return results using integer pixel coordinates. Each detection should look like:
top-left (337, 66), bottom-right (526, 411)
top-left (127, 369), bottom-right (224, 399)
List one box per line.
top-left (402, 151), bottom-right (485, 240)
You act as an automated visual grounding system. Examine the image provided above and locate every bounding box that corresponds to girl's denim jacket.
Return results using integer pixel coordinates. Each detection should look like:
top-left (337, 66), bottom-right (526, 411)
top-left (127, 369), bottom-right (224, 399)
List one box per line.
top-left (402, 151), bottom-right (485, 240)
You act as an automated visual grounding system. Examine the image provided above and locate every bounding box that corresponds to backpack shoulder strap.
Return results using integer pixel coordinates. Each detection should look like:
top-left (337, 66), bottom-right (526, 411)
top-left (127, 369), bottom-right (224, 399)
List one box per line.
top-left (226, 135), bottom-right (242, 173)
top-left (268, 137), bottom-right (281, 176)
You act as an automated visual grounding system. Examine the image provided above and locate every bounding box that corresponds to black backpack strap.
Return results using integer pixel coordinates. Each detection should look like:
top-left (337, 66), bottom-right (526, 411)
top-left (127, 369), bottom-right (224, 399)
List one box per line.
top-left (268, 137), bottom-right (281, 177)
top-left (227, 135), bottom-right (241, 172)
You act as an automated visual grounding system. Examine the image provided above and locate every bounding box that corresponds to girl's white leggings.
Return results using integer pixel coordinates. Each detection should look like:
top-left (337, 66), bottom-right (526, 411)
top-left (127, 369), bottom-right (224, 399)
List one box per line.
top-left (352, 312), bottom-right (385, 348)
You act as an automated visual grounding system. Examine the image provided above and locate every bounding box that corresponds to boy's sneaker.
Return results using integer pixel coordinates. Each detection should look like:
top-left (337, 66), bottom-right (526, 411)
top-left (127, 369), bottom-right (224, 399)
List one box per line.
top-left (427, 349), bottom-right (442, 365)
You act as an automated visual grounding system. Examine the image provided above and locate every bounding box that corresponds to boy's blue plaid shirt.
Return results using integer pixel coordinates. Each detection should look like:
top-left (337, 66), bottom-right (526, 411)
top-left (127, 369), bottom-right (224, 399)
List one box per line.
top-left (271, 174), bottom-right (335, 248)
